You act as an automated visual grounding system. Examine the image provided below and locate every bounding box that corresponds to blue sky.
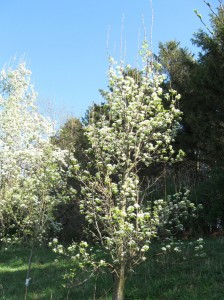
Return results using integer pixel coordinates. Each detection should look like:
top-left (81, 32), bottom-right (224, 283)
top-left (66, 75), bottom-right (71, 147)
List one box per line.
top-left (0, 0), bottom-right (213, 123)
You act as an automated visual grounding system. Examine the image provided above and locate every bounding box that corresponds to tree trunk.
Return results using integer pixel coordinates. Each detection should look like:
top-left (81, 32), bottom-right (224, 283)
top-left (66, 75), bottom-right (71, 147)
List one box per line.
top-left (113, 264), bottom-right (126, 300)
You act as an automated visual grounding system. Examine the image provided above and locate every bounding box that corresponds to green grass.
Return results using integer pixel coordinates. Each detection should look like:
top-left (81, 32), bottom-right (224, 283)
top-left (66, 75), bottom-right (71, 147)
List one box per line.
top-left (0, 238), bottom-right (224, 299)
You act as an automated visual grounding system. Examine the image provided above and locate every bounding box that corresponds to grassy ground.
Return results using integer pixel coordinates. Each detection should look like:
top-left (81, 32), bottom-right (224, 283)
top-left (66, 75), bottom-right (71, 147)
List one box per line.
top-left (0, 238), bottom-right (224, 299)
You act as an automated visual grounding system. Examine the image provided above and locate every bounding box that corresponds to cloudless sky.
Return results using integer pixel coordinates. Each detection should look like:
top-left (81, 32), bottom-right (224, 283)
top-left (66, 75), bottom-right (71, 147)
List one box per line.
top-left (0, 0), bottom-right (214, 123)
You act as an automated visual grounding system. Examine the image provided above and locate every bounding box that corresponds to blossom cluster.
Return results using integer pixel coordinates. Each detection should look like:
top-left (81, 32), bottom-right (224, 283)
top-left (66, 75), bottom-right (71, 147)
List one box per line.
top-left (155, 190), bottom-right (201, 237)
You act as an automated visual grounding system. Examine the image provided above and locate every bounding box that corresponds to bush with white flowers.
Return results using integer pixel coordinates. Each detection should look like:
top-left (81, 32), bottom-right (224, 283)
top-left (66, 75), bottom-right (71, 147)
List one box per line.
top-left (0, 63), bottom-right (76, 245)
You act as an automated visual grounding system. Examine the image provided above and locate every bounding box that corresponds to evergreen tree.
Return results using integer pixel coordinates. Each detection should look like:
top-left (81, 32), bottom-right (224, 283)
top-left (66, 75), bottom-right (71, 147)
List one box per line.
top-left (158, 4), bottom-right (224, 169)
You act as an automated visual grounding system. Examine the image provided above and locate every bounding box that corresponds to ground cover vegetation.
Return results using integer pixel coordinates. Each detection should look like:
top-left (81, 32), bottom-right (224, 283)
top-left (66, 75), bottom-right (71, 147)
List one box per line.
top-left (1, 1), bottom-right (224, 299)
top-left (0, 238), bottom-right (223, 299)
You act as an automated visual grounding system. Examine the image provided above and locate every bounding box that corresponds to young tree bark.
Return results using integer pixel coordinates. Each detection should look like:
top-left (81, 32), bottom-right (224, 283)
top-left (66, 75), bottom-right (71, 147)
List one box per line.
top-left (113, 264), bottom-right (126, 300)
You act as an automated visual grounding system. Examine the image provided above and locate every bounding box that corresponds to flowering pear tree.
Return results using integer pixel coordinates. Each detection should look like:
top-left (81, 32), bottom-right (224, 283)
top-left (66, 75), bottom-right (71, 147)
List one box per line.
top-left (53, 49), bottom-right (191, 300)
top-left (0, 62), bottom-right (72, 245)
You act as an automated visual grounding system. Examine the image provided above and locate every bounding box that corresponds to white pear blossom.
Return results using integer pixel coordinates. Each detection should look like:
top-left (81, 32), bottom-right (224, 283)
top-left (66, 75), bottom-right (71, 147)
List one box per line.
top-left (62, 44), bottom-right (190, 299)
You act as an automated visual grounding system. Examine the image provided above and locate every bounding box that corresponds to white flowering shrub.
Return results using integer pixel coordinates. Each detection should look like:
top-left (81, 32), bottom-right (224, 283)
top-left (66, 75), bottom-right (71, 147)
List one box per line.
top-left (160, 237), bottom-right (206, 263)
top-left (155, 190), bottom-right (201, 238)
top-left (50, 238), bottom-right (108, 287)
top-left (0, 62), bottom-right (76, 245)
